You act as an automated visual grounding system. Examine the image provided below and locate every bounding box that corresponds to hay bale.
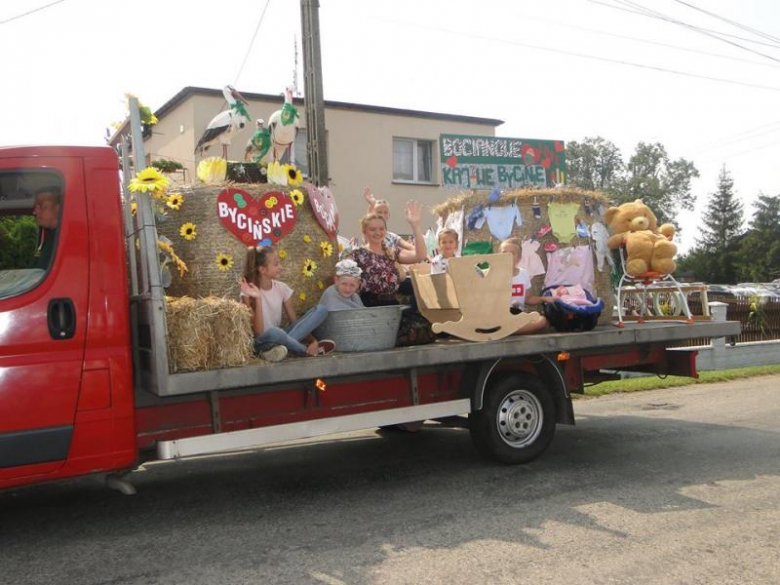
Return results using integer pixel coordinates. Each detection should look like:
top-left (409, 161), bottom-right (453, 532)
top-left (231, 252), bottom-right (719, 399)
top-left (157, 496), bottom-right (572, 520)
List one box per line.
top-left (433, 188), bottom-right (615, 324)
top-left (166, 296), bottom-right (255, 372)
top-left (157, 182), bottom-right (337, 316)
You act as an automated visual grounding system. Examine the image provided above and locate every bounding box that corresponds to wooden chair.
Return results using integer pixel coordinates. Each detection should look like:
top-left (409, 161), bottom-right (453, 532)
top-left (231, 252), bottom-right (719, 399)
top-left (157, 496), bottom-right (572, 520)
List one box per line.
top-left (408, 253), bottom-right (543, 342)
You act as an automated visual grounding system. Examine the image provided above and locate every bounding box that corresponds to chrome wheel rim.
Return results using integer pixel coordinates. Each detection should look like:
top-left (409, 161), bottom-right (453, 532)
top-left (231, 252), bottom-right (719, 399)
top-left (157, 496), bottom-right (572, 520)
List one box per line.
top-left (496, 390), bottom-right (543, 448)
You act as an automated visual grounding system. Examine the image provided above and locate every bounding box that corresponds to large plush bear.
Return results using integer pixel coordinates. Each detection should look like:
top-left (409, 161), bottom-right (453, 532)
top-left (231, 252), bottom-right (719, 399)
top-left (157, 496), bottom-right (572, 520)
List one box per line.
top-left (604, 199), bottom-right (677, 276)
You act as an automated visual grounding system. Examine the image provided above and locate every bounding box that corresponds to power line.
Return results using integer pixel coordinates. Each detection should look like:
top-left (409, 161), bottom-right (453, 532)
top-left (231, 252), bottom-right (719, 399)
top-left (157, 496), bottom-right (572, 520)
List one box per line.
top-left (584, 0), bottom-right (780, 49)
top-left (516, 12), bottom-right (780, 70)
top-left (0, 0), bottom-right (65, 26)
top-left (369, 16), bottom-right (780, 93)
top-left (234, 0), bottom-right (273, 86)
top-left (671, 0), bottom-right (780, 47)
top-left (614, 0), bottom-right (780, 63)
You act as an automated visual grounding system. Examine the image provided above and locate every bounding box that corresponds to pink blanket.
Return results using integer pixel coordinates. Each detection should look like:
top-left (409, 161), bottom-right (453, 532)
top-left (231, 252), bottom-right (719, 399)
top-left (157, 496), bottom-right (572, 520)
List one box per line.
top-left (551, 284), bottom-right (594, 306)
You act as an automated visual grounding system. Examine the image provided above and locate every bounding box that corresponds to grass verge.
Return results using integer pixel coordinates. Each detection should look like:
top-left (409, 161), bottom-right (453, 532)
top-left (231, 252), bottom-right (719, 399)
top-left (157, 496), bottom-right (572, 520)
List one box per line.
top-left (581, 364), bottom-right (780, 398)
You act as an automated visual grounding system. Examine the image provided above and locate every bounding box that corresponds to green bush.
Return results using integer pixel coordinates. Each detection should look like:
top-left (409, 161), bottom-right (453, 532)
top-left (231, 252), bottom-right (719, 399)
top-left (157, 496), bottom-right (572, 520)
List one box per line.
top-left (150, 159), bottom-right (184, 173)
top-left (0, 216), bottom-right (38, 270)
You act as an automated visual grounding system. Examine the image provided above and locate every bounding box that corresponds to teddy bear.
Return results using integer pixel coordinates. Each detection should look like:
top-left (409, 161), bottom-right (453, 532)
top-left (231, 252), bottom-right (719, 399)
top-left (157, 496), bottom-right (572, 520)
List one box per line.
top-left (604, 199), bottom-right (677, 276)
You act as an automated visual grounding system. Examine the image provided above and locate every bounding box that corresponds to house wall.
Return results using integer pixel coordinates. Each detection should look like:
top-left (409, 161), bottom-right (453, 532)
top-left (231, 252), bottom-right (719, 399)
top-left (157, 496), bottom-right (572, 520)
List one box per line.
top-left (143, 94), bottom-right (499, 238)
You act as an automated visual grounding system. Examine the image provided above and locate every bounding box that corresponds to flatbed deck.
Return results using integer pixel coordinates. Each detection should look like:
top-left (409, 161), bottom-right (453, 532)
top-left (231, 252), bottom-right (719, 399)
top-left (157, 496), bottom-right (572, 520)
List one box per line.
top-left (158, 320), bottom-right (740, 397)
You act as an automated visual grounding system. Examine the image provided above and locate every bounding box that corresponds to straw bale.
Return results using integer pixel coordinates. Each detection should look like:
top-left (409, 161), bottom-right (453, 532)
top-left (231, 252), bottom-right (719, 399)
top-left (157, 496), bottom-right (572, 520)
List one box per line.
top-left (156, 182), bottom-right (337, 317)
top-left (165, 295), bottom-right (255, 372)
top-left (433, 188), bottom-right (615, 324)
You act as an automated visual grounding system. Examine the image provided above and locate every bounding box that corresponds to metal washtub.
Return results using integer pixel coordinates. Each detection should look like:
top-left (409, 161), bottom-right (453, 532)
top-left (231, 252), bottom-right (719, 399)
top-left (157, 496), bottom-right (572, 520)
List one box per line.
top-left (314, 305), bottom-right (405, 352)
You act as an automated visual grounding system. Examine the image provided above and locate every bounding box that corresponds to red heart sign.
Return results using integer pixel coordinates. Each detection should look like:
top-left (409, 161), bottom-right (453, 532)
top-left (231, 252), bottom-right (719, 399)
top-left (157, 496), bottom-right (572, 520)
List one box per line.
top-left (216, 188), bottom-right (297, 245)
top-left (307, 184), bottom-right (339, 239)
top-left (446, 155), bottom-right (458, 168)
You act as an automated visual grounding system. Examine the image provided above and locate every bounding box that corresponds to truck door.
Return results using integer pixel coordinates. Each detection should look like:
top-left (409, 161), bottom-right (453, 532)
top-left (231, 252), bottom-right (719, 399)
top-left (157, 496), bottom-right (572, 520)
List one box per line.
top-left (0, 157), bottom-right (89, 480)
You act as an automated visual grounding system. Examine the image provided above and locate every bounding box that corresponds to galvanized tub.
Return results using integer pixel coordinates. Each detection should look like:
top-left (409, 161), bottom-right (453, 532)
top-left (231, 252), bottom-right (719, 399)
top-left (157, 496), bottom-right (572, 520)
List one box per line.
top-left (314, 306), bottom-right (405, 352)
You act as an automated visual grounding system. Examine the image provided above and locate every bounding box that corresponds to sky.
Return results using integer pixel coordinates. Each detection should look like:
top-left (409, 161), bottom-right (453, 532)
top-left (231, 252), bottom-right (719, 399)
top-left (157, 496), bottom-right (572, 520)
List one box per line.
top-left (1, 0), bottom-right (779, 253)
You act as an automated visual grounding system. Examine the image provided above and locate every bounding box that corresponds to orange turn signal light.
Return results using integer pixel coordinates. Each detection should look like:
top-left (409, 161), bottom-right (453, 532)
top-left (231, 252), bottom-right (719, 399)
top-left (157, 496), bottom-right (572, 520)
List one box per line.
top-left (315, 378), bottom-right (327, 392)
top-left (557, 351), bottom-right (571, 361)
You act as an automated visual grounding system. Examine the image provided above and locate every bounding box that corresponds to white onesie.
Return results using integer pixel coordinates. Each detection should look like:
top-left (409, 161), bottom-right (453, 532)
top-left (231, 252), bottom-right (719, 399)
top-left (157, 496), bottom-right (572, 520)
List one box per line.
top-left (474, 204), bottom-right (522, 240)
top-left (590, 222), bottom-right (614, 272)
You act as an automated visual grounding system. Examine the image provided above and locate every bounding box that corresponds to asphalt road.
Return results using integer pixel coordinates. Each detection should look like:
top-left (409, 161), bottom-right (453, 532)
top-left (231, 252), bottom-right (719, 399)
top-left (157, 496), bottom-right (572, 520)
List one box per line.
top-left (1, 376), bottom-right (779, 585)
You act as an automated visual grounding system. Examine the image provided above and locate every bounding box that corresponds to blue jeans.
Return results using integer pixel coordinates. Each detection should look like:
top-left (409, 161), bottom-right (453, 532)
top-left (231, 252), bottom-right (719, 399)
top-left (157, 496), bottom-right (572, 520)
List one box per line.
top-left (254, 305), bottom-right (328, 355)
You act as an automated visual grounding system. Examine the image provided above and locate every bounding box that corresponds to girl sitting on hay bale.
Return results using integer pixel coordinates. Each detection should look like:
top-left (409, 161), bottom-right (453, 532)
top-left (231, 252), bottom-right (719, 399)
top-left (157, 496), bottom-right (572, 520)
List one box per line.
top-left (499, 237), bottom-right (555, 335)
top-left (240, 246), bottom-right (336, 361)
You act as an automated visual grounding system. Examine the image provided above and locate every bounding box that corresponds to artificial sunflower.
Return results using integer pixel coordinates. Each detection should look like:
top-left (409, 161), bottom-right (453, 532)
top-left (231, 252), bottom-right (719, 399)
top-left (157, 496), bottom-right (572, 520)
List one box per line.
top-left (267, 161), bottom-right (287, 185)
top-left (299, 292), bottom-right (307, 301)
top-left (216, 253), bottom-right (234, 272)
top-left (278, 249), bottom-right (288, 259)
top-left (289, 189), bottom-right (305, 207)
top-left (167, 192), bottom-right (184, 210)
top-left (130, 200), bottom-right (138, 216)
top-left (129, 167), bottom-right (170, 193)
top-left (303, 235), bottom-right (312, 244)
top-left (158, 240), bottom-right (188, 277)
top-left (196, 157), bottom-right (227, 184)
top-left (319, 241), bottom-right (333, 258)
top-left (286, 165), bottom-right (303, 187)
top-left (179, 222), bottom-right (197, 241)
top-left (264, 196), bottom-right (278, 209)
top-left (302, 258), bottom-right (317, 278)
top-left (317, 280), bottom-right (325, 290)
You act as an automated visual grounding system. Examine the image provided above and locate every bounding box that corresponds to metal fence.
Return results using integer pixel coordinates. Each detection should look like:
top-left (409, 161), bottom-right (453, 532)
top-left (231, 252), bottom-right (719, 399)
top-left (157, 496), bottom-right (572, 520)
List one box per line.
top-left (673, 296), bottom-right (780, 348)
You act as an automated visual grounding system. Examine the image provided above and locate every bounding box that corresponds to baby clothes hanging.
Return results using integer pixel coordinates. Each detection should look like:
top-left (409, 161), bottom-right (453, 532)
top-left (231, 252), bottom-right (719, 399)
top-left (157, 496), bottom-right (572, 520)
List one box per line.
top-left (589, 221), bottom-right (614, 272)
top-left (474, 204), bottom-right (522, 240)
top-left (544, 245), bottom-right (595, 293)
top-left (520, 238), bottom-right (546, 278)
top-left (548, 202), bottom-right (579, 241)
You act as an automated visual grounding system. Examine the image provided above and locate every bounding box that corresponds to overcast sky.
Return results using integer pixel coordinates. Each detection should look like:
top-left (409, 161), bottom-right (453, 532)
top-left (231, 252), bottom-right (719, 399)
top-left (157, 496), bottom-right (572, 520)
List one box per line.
top-left (2, 0), bottom-right (778, 252)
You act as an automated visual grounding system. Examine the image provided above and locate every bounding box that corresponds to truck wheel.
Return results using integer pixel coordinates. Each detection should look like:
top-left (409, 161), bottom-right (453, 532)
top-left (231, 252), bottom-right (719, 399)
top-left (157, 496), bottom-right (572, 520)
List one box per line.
top-left (469, 374), bottom-right (556, 464)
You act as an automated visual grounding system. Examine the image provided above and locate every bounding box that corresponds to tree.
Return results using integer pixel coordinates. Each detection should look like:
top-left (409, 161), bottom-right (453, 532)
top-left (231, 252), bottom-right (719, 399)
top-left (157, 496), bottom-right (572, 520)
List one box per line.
top-left (566, 137), bottom-right (624, 191)
top-left (612, 142), bottom-right (699, 227)
top-left (695, 166), bottom-right (744, 284)
top-left (736, 193), bottom-right (780, 281)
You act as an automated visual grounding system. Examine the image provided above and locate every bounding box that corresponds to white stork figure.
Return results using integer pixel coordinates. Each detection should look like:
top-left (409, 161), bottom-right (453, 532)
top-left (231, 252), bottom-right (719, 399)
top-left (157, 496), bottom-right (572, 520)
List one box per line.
top-left (267, 87), bottom-right (300, 164)
top-left (195, 85), bottom-right (251, 159)
top-left (244, 119), bottom-right (271, 163)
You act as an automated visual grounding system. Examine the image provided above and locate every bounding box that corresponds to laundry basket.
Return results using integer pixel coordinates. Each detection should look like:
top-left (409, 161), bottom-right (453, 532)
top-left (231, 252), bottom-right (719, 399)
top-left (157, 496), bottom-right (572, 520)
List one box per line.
top-left (314, 306), bottom-right (405, 352)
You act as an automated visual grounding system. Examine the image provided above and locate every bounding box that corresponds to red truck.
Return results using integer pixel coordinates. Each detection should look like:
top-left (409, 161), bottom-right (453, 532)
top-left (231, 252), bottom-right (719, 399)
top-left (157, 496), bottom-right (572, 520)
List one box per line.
top-left (0, 144), bottom-right (739, 494)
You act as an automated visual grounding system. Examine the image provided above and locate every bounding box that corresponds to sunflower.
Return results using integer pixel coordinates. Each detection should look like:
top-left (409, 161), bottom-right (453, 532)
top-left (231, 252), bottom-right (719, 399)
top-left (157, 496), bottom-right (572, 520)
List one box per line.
top-left (179, 222), bottom-right (197, 241)
top-left (158, 240), bottom-right (188, 277)
top-left (216, 253), bottom-right (234, 272)
top-left (303, 235), bottom-right (312, 244)
top-left (130, 200), bottom-right (138, 216)
top-left (286, 165), bottom-right (303, 187)
top-left (289, 189), bottom-right (305, 207)
top-left (129, 167), bottom-right (170, 193)
top-left (167, 192), bottom-right (184, 210)
top-left (319, 241), bottom-right (333, 258)
top-left (264, 196), bottom-right (278, 209)
top-left (278, 249), bottom-right (288, 259)
top-left (317, 280), bottom-right (325, 290)
top-left (302, 258), bottom-right (317, 277)
top-left (299, 292), bottom-right (307, 301)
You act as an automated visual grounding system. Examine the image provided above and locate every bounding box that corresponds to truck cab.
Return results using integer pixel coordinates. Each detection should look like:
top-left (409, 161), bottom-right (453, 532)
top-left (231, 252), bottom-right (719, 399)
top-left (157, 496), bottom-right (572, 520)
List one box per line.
top-left (0, 146), bottom-right (135, 489)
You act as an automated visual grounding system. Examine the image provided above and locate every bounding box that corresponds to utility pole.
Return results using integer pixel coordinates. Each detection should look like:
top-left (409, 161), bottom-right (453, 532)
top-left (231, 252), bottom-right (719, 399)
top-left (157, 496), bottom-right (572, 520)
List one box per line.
top-left (300, 0), bottom-right (328, 187)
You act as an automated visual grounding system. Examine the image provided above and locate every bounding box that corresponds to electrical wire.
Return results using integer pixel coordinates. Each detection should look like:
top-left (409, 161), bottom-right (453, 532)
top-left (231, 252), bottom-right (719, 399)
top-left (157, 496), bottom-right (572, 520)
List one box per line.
top-left (515, 12), bottom-right (780, 70)
top-left (584, 0), bottom-right (780, 49)
top-left (369, 16), bottom-right (780, 93)
top-left (234, 0), bottom-right (273, 86)
top-left (671, 0), bottom-right (780, 47)
top-left (0, 0), bottom-right (65, 26)
top-left (614, 0), bottom-right (780, 63)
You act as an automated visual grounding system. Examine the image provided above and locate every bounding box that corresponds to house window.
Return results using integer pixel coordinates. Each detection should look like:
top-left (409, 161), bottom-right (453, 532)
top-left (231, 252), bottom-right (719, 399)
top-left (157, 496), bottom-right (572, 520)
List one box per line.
top-left (393, 138), bottom-right (434, 184)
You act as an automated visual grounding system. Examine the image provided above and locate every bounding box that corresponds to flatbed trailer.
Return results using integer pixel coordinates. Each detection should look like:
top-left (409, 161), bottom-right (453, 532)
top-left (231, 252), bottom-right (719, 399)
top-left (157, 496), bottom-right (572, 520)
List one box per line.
top-left (0, 144), bottom-right (740, 494)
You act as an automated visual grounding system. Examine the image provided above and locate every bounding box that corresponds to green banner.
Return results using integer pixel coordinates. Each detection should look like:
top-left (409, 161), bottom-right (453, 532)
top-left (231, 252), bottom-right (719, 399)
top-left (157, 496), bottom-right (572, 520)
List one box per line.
top-left (440, 134), bottom-right (565, 190)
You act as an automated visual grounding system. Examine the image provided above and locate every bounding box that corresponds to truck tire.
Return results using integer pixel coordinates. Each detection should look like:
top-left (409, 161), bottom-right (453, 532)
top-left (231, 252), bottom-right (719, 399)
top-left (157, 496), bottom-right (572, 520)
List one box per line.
top-left (469, 374), bottom-right (556, 464)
